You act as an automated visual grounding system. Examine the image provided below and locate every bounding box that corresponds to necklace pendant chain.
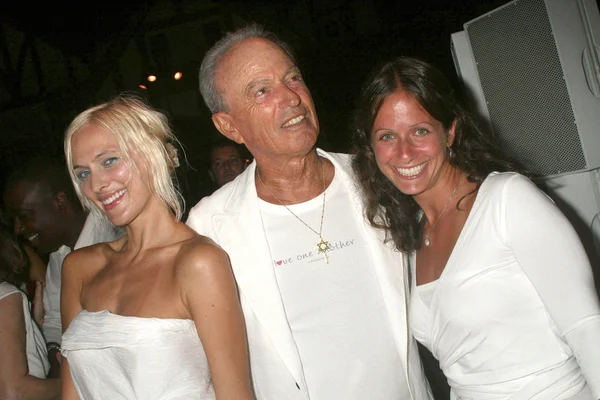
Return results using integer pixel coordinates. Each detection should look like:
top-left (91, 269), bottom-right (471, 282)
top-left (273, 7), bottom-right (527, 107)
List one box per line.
top-left (258, 159), bottom-right (331, 264)
top-left (424, 178), bottom-right (460, 247)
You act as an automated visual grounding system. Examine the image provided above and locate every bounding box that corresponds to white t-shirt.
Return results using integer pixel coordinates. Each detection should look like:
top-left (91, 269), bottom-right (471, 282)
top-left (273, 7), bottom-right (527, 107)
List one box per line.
top-left (260, 171), bottom-right (408, 400)
top-left (0, 282), bottom-right (49, 378)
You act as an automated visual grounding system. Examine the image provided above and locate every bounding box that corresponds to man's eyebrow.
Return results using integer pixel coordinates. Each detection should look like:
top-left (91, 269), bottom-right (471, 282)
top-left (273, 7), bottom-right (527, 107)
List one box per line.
top-left (246, 78), bottom-right (271, 95)
top-left (285, 66), bottom-right (301, 76)
top-left (245, 66), bottom-right (302, 95)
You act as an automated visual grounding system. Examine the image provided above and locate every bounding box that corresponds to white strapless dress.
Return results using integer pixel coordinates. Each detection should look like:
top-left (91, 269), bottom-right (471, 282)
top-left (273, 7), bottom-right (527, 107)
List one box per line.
top-left (62, 310), bottom-right (215, 400)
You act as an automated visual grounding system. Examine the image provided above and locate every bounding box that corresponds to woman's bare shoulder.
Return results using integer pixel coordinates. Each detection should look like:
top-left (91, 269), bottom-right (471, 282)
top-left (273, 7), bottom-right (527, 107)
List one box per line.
top-left (174, 236), bottom-right (238, 314)
top-left (178, 235), bottom-right (228, 263)
top-left (63, 236), bottom-right (127, 280)
top-left (174, 235), bottom-right (231, 278)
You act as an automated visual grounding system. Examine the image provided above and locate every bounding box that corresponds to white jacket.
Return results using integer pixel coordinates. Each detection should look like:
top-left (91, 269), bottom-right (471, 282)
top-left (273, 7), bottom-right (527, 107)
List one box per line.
top-left (187, 149), bottom-right (431, 400)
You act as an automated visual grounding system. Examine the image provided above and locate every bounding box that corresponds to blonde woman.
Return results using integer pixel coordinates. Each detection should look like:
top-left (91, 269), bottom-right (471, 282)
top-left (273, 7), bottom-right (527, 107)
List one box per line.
top-left (61, 96), bottom-right (254, 399)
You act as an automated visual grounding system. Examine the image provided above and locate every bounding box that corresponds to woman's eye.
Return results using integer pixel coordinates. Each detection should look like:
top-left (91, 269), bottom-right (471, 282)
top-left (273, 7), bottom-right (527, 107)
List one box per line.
top-left (103, 157), bottom-right (118, 167)
top-left (415, 128), bottom-right (429, 136)
top-left (76, 170), bottom-right (90, 181)
top-left (379, 133), bottom-right (394, 141)
top-left (256, 88), bottom-right (266, 96)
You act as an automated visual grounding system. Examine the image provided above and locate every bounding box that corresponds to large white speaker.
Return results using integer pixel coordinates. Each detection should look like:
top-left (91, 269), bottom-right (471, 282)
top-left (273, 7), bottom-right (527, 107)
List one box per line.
top-left (451, 0), bottom-right (600, 266)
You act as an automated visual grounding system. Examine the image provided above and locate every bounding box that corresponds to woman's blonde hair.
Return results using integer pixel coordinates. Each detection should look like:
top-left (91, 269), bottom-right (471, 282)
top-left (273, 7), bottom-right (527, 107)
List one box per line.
top-left (64, 95), bottom-right (183, 225)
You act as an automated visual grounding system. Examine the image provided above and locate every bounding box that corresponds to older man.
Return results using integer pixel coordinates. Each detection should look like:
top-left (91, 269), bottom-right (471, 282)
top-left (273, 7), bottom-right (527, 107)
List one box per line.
top-left (187, 25), bottom-right (431, 400)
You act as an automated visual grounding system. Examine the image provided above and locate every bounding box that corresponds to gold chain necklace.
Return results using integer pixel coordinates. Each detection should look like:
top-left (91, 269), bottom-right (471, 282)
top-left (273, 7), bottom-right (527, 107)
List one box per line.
top-left (423, 179), bottom-right (460, 247)
top-left (257, 160), bottom-right (331, 264)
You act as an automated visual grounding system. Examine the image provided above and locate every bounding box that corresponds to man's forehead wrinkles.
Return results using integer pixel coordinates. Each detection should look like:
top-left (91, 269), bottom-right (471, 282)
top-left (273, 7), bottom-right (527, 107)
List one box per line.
top-left (241, 66), bottom-right (296, 99)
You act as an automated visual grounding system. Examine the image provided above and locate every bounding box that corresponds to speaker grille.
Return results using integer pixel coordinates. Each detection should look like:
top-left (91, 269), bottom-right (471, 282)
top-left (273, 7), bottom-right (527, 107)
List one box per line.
top-left (465, 0), bottom-right (586, 175)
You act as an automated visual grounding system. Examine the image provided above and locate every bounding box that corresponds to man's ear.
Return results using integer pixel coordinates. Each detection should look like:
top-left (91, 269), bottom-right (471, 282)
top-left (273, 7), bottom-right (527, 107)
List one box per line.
top-left (212, 112), bottom-right (244, 144)
top-left (208, 170), bottom-right (215, 182)
top-left (54, 191), bottom-right (69, 213)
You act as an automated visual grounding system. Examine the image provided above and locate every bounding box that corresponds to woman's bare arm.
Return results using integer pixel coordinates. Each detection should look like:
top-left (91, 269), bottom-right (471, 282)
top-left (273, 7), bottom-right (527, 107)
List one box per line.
top-left (0, 293), bottom-right (60, 400)
top-left (179, 239), bottom-right (255, 399)
top-left (60, 251), bottom-right (86, 400)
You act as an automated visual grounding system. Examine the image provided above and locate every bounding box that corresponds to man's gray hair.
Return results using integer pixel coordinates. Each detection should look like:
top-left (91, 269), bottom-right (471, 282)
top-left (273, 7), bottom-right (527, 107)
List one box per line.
top-left (199, 23), bottom-right (297, 114)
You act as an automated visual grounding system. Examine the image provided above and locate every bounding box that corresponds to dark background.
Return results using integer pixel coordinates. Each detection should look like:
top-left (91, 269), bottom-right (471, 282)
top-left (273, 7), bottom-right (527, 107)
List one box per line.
top-left (0, 0), bottom-right (509, 202)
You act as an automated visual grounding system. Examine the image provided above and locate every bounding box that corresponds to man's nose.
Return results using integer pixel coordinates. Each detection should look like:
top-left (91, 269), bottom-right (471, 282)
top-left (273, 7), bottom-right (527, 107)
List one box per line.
top-left (279, 84), bottom-right (301, 108)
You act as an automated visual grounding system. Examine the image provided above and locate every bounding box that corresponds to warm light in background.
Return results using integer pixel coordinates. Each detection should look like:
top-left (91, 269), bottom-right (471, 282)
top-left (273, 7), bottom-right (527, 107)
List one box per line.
top-left (174, 72), bottom-right (182, 80)
top-left (139, 84), bottom-right (147, 90)
top-left (147, 75), bottom-right (157, 82)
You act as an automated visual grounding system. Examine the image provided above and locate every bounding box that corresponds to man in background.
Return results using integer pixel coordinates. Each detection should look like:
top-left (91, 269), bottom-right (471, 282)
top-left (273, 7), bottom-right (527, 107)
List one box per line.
top-left (3, 157), bottom-right (120, 375)
top-left (208, 136), bottom-right (248, 189)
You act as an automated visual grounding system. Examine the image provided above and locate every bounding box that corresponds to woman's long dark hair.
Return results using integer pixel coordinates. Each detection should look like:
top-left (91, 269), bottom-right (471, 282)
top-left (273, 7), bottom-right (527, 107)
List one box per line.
top-left (0, 212), bottom-right (29, 286)
top-left (352, 57), bottom-right (524, 252)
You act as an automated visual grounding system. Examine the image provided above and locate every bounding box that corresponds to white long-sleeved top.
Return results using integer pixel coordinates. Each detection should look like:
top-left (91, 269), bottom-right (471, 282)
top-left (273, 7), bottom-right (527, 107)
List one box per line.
top-left (409, 172), bottom-right (600, 399)
top-left (44, 216), bottom-right (120, 344)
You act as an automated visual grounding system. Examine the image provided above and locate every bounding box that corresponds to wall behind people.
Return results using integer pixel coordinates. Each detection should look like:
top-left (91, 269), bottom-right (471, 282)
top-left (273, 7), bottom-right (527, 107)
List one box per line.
top-left (1, 1), bottom-right (512, 188)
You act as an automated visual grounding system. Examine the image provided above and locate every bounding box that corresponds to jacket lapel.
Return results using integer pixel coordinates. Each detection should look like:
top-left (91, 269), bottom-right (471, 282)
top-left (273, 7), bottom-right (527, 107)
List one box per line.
top-left (210, 161), bottom-right (306, 386)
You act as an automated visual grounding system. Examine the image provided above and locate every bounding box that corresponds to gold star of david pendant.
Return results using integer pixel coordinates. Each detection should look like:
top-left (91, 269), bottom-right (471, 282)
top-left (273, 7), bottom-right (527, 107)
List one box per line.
top-left (316, 236), bottom-right (331, 264)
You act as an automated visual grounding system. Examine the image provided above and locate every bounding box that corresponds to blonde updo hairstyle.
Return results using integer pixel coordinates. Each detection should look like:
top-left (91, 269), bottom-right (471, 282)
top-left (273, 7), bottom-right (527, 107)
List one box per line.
top-left (64, 95), bottom-right (183, 225)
